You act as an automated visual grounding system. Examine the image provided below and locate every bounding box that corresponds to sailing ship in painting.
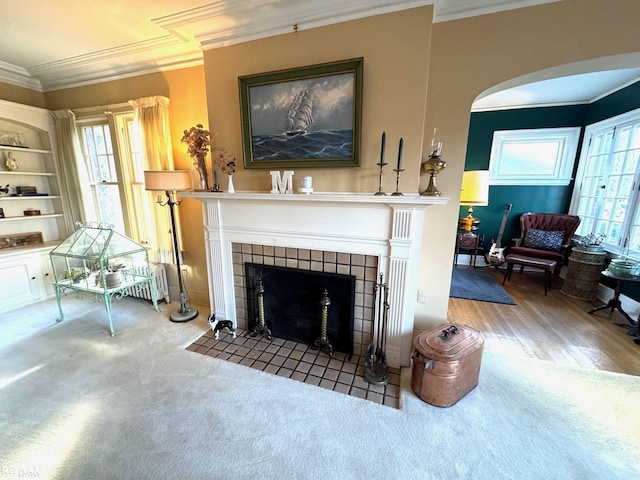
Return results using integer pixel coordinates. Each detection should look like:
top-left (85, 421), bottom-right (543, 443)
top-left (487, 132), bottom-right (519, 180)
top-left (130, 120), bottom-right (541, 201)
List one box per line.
top-left (285, 90), bottom-right (314, 136)
top-left (249, 78), bottom-right (354, 162)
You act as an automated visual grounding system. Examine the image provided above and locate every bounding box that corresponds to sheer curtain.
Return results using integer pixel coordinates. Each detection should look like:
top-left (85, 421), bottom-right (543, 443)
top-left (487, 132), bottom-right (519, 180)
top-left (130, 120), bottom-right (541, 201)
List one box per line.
top-left (128, 96), bottom-right (179, 264)
top-left (50, 109), bottom-right (91, 235)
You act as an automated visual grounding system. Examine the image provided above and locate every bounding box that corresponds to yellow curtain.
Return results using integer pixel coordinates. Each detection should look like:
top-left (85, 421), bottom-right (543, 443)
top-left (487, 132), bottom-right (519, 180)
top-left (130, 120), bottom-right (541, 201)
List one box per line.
top-left (50, 109), bottom-right (92, 235)
top-left (128, 96), bottom-right (179, 264)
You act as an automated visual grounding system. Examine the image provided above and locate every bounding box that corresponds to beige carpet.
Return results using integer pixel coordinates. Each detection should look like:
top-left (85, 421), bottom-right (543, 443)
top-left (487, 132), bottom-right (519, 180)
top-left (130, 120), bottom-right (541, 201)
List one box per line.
top-left (1, 295), bottom-right (639, 479)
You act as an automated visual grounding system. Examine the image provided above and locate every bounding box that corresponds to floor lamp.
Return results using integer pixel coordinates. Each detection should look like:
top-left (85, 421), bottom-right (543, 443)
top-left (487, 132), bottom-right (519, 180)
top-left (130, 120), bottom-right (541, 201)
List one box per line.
top-left (144, 170), bottom-right (198, 322)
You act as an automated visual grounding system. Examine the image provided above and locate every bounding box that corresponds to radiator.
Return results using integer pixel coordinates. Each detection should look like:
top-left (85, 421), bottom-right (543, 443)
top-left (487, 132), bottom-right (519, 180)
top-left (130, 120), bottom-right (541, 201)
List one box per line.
top-left (123, 263), bottom-right (170, 304)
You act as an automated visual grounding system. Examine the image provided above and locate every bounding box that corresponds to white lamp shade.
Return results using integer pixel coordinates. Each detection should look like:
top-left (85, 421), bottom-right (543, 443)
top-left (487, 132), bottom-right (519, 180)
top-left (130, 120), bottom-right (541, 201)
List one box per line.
top-left (460, 170), bottom-right (489, 206)
top-left (144, 170), bottom-right (192, 192)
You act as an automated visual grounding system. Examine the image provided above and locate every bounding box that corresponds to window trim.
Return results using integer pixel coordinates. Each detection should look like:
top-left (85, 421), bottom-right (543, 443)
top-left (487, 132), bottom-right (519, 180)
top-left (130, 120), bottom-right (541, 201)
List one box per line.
top-left (488, 127), bottom-right (581, 186)
top-left (568, 107), bottom-right (640, 256)
top-left (75, 108), bottom-right (144, 242)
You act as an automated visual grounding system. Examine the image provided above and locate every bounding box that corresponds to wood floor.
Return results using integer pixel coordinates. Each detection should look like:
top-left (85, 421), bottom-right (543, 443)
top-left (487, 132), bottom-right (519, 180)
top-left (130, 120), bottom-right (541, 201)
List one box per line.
top-left (446, 266), bottom-right (640, 376)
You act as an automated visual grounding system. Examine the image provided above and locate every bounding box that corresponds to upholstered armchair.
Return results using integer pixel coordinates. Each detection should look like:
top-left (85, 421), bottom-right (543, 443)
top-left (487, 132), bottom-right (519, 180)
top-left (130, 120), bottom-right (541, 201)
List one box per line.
top-left (509, 213), bottom-right (581, 280)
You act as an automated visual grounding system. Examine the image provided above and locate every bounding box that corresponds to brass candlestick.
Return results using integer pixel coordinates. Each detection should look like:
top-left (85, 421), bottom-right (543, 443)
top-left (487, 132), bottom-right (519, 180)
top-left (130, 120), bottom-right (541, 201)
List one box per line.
top-left (375, 161), bottom-right (388, 196)
top-left (391, 168), bottom-right (404, 196)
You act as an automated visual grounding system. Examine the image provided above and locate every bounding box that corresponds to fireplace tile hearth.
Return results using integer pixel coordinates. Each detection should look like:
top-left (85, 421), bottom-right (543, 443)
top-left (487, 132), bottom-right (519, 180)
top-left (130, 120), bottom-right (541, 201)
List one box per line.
top-left (187, 329), bottom-right (400, 409)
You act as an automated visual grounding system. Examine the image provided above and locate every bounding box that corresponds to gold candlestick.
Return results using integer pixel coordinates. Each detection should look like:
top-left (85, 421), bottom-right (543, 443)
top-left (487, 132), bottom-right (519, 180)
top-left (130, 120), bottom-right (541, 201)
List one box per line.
top-left (391, 168), bottom-right (404, 196)
top-left (375, 161), bottom-right (388, 196)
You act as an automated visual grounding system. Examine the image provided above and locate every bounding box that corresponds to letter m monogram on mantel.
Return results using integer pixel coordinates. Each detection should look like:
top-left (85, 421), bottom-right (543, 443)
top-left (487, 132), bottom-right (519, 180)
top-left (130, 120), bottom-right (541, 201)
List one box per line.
top-left (270, 171), bottom-right (294, 194)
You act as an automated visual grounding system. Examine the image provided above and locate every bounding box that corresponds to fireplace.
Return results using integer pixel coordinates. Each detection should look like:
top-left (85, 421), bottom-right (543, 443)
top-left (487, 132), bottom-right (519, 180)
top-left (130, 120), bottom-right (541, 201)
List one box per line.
top-left (234, 244), bottom-right (379, 356)
top-left (184, 191), bottom-right (447, 368)
top-left (244, 262), bottom-right (355, 355)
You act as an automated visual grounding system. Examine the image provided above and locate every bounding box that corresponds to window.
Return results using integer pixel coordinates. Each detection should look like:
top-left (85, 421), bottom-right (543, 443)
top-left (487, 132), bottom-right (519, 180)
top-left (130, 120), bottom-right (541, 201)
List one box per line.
top-left (79, 121), bottom-right (126, 232)
top-left (569, 109), bottom-right (640, 256)
top-left (76, 110), bottom-right (153, 246)
top-left (488, 127), bottom-right (581, 185)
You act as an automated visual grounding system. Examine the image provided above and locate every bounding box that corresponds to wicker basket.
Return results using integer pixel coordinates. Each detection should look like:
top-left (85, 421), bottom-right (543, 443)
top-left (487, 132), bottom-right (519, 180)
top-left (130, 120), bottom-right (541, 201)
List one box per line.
top-left (561, 250), bottom-right (606, 301)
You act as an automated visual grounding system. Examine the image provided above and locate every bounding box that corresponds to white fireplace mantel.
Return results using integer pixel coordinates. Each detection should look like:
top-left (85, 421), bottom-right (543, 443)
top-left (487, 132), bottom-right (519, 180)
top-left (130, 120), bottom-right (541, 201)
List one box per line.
top-left (183, 191), bottom-right (448, 368)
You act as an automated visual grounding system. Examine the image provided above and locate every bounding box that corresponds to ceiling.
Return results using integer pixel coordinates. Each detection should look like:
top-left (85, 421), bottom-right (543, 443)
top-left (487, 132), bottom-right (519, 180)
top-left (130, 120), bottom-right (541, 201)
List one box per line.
top-left (1, 0), bottom-right (639, 110)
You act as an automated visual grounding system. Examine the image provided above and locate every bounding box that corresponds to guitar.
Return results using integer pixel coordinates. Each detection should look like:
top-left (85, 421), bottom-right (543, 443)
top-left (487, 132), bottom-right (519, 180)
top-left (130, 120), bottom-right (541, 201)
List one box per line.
top-left (486, 203), bottom-right (513, 266)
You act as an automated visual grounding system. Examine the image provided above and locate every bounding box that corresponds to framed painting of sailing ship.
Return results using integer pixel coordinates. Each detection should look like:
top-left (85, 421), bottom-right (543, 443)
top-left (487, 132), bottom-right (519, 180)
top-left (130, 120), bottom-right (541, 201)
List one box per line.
top-left (239, 58), bottom-right (363, 169)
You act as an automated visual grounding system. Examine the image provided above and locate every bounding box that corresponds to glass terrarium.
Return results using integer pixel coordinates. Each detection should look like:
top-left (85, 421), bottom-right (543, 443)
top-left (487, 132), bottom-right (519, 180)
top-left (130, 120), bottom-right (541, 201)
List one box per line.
top-left (50, 222), bottom-right (159, 336)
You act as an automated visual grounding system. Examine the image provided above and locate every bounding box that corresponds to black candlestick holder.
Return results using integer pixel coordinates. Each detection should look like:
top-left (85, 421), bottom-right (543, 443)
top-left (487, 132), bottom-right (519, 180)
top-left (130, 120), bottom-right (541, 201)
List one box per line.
top-left (211, 183), bottom-right (221, 192)
top-left (375, 162), bottom-right (388, 196)
top-left (391, 168), bottom-right (404, 196)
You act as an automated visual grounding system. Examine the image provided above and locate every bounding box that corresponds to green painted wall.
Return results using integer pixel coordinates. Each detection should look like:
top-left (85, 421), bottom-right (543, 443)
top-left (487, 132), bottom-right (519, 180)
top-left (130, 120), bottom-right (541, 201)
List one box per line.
top-left (463, 105), bottom-right (588, 247)
top-left (587, 81), bottom-right (640, 125)
top-left (465, 80), bottom-right (640, 298)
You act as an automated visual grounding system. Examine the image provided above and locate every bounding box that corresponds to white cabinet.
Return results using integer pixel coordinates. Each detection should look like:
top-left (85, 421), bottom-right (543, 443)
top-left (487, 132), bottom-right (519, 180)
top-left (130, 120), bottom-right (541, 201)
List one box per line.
top-left (0, 99), bottom-right (70, 312)
top-left (0, 247), bottom-right (54, 313)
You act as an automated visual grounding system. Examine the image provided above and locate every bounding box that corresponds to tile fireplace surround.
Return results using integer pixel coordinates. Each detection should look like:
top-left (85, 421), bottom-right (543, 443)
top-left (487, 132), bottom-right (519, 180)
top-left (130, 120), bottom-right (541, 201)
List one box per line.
top-left (183, 191), bottom-right (447, 368)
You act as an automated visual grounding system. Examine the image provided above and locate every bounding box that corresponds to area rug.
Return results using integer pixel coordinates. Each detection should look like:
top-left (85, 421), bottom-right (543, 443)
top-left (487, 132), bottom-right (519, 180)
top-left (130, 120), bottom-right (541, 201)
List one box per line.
top-left (450, 267), bottom-right (516, 305)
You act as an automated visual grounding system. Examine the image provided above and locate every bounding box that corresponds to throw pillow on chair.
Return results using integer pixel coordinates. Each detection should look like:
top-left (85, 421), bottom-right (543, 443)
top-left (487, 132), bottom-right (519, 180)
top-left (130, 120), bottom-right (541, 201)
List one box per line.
top-left (522, 229), bottom-right (564, 252)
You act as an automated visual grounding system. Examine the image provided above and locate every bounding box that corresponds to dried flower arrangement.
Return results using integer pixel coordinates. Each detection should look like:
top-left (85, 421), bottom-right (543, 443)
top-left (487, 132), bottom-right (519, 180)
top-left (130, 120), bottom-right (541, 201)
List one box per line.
top-left (181, 124), bottom-right (211, 190)
top-left (212, 146), bottom-right (237, 176)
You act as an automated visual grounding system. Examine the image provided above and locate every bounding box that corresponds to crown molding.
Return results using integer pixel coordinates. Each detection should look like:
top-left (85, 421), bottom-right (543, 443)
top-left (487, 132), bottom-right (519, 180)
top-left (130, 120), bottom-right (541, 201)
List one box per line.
top-left (433, 0), bottom-right (560, 23)
top-left (155, 0), bottom-right (434, 50)
top-left (0, 60), bottom-right (43, 92)
top-left (29, 35), bottom-right (189, 76)
top-left (39, 53), bottom-right (204, 92)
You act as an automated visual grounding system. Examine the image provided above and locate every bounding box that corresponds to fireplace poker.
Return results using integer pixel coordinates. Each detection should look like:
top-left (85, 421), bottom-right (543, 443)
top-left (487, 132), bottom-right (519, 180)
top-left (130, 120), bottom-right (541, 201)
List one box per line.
top-left (365, 273), bottom-right (389, 386)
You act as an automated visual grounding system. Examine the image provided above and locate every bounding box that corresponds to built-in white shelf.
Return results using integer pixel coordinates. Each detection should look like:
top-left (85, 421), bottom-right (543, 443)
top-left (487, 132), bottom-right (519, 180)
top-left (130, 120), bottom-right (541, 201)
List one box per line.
top-left (0, 171), bottom-right (56, 177)
top-left (0, 145), bottom-right (52, 155)
top-left (0, 213), bottom-right (64, 222)
top-left (0, 196), bottom-right (61, 200)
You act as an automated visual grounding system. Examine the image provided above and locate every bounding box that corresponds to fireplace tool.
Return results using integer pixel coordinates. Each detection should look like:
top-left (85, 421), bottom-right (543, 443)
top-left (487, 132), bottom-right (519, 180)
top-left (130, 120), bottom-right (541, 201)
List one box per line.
top-left (312, 288), bottom-right (334, 357)
top-left (250, 278), bottom-right (272, 341)
top-left (365, 273), bottom-right (389, 386)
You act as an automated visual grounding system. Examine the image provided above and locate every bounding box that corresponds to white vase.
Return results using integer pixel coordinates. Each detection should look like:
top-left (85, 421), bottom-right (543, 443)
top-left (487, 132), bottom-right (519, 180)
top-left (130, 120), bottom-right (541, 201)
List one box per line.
top-left (227, 175), bottom-right (235, 193)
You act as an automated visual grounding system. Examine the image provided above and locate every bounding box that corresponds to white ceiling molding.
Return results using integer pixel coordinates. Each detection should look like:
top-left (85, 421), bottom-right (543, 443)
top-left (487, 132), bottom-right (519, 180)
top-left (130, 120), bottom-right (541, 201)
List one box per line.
top-left (433, 0), bottom-right (560, 23)
top-left (155, 0), bottom-right (434, 51)
top-left (39, 54), bottom-right (205, 93)
top-left (32, 35), bottom-right (202, 92)
top-left (0, 60), bottom-right (43, 92)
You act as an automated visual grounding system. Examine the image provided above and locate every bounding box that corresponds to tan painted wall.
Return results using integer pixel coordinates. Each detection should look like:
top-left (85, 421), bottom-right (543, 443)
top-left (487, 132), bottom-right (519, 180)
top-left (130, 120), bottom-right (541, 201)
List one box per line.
top-left (202, 7), bottom-right (432, 194)
top-left (416, 0), bottom-right (640, 328)
top-left (0, 82), bottom-right (47, 108)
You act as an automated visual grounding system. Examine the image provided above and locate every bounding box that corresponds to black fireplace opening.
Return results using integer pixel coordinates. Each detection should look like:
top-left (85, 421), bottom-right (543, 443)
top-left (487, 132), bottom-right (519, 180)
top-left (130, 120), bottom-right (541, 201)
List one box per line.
top-left (245, 263), bottom-right (355, 355)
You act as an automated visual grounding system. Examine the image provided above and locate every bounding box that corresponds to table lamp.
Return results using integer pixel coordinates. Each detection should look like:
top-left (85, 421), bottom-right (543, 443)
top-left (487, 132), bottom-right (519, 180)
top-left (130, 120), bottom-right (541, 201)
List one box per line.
top-left (144, 170), bottom-right (198, 322)
top-left (459, 170), bottom-right (489, 235)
